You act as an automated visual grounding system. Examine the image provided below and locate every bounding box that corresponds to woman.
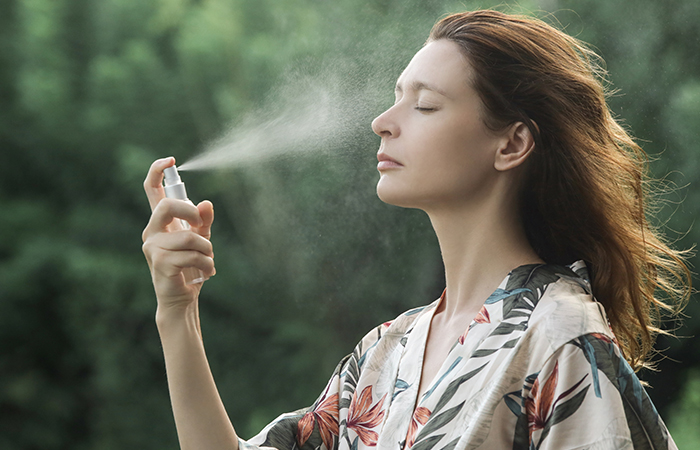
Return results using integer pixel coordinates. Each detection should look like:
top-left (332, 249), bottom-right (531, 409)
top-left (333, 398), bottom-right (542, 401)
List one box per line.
top-left (142, 10), bottom-right (689, 450)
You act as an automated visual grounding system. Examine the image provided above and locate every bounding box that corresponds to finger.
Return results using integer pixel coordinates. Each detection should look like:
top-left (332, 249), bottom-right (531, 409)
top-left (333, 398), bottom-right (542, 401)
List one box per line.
top-left (145, 229), bottom-right (214, 257)
top-left (148, 247), bottom-right (216, 279)
top-left (142, 232), bottom-right (215, 281)
top-left (142, 198), bottom-right (203, 241)
top-left (144, 157), bottom-right (176, 211)
top-left (193, 200), bottom-right (214, 240)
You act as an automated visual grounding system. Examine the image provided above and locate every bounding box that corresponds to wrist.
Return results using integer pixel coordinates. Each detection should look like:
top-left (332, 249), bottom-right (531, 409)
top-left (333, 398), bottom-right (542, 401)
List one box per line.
top-left (155, 301), bottom-right (199, 335)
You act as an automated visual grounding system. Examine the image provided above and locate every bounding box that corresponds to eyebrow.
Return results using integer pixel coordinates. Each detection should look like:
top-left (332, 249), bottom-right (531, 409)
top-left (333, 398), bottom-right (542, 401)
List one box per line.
top-left (395, 80), bottom-right (451, 98)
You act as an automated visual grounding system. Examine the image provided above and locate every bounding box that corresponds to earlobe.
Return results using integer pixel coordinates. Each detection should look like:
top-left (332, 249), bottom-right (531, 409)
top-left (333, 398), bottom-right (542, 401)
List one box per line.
top-left (494, 122), bottom-right (536, 172)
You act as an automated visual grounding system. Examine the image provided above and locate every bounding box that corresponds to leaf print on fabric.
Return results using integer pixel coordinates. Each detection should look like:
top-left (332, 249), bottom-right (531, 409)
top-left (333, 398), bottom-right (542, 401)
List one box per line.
top-left (359, 323), bottom-right (391, 369)
top-left (503, 390), bottom-right (524, 417)
top-left (432, 363), bottom-right (487, 415)
top-left (260, 415), bottom-right (310, 450)
top-left (573, 334), bottom-right (670, 448)
top-left (471, 337), bottom-right (520, 359)
top-left (525, 361), bottom-right (590, 447)
top-left (457, 306), bottom-right (490, 344)
top-left (589, 332), bottom-right (613, 344)
top-left (484, 287), bottom-right (531, 304)
top-left (412, 434), bottom-right (445, 450)
top-left (350, 436), bottom-right (359, 450)
top-left (500, 264), bottom-right (577, 320)
top-left (422, 357), bottom-right (463, 401)
top-left (297, 392), bottom-right (339, 449)
top-left (569, 260), bottom-right (590, 283)
top-left (346, 385), bottom-right (386, 446)
top-left (488, 321), bottom-right (527, 337)
top-left (405, 306), bottom-right (428, 317)
top-left (437, 436), bottom-right (460, 450)
top-left (414, 402), bottom-right (464, 446)
top-left (342, 348), bottom-right (361, 393)
top-left (574, 335), bottom-right (604, 399)
top-left (393, 378), bottom-right (410, 400)
top-left (405, 407), bottom-right (431, 449)
top-left (504, 264), bottom-right (565, 293)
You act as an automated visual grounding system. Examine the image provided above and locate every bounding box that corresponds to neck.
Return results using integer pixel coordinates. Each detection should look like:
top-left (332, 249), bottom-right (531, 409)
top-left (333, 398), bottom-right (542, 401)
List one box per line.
top-left (426, 195), bottom-right (543, 321)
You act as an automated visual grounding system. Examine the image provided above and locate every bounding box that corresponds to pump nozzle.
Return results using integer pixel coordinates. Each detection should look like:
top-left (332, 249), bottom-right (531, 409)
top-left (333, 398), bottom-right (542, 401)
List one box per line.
top-left (163, 165), bottom-right (181, 185)
top-left (163, 165), bottom-right (188, 200)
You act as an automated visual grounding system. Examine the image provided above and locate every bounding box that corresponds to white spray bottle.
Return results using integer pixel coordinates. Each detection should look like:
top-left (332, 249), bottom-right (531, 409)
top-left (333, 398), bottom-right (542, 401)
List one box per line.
top-left (163, 165), bottom-right (207, 285)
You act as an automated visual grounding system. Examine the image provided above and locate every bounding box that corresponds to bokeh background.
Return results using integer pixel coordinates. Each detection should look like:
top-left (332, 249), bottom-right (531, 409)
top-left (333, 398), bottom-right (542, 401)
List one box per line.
top-left (2, 0), bottom-right (700, 448)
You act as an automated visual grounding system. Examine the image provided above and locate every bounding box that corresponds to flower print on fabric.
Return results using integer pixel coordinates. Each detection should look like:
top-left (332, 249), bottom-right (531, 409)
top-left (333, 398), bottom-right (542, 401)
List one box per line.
top-left (347, 385), bottom-right (386, 446)
top-left (297, 391), bottom-right (340, 450)
top-left (404, 407), bottom-right (431, 449)
top-left (525, 361), bottom-right (590, 446)
top-left (457, 305), bottom-right (490, 345)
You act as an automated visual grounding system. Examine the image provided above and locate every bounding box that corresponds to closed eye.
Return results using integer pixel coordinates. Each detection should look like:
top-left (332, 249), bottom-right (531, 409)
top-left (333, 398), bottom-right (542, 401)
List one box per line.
top-left (415, 106), bottom-right (437, 112)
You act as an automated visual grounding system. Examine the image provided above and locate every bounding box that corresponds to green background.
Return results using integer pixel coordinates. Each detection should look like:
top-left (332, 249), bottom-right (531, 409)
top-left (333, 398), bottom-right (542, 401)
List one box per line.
top-left (1, 0), bottom-right (699, 448)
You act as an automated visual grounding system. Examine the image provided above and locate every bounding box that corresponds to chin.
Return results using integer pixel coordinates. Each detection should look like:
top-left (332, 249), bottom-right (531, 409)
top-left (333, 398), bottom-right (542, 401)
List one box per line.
top-left (376, 180), bottom-right (419, 209)
top-left (376, 180), bottom-right (400, 206)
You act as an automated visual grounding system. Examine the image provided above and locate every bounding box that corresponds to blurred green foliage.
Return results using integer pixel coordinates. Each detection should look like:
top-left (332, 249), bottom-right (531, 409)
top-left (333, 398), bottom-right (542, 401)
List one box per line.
top-left (1, 0), bottom-right (698, 448)
top-left (668, 369), bottom-right (700, 448)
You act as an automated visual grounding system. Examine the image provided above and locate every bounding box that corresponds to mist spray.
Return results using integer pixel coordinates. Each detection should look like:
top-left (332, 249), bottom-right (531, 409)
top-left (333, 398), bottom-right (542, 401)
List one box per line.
top-left (163, 166), bottom-right (207, 285)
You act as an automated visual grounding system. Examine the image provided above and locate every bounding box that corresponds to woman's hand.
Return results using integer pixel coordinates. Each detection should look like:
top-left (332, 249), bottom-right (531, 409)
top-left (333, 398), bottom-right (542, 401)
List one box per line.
top-left (142, 158), bottom-right (238, 450)
top-left (141, 157), bottom-right (216, 312)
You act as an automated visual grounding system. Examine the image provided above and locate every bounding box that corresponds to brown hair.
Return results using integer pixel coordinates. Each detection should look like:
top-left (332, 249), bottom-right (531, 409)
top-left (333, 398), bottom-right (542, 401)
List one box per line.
top-left (429, 10), bottom-right (691, 371)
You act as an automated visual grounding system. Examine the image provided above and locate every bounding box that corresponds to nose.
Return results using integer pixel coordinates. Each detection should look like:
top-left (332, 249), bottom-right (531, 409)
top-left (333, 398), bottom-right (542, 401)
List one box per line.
top-left (371, 106), bottom-right (399, 138)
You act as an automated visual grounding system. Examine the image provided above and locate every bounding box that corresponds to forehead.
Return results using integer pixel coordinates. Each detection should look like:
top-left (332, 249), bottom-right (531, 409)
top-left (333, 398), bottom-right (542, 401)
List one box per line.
top-left (396, 40), bottom-right (472, 94)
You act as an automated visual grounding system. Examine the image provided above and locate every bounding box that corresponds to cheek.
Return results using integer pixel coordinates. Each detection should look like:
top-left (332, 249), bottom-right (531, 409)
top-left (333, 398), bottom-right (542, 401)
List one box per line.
top-left (430, 125), bottom-right (499, 188)
top-left (431, 122), bottom-right (493, 168)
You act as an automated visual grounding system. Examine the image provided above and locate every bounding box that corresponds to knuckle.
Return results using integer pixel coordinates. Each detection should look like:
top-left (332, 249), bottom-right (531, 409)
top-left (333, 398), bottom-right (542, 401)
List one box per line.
top-left (154, 197), bottom-right (172, 212)
top-left (149, 249), bottom-right (162, 264)
top-left (182, 231), bottom-right (197, 247)
top-left (150, 250), bottom-right (169, 270)
top-left (153, 199), bottom-right (177, 222)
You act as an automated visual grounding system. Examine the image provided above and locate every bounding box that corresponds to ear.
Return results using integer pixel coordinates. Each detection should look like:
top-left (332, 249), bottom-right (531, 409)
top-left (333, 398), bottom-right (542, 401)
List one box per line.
top-left (494, 121), bottom-right (536, 172)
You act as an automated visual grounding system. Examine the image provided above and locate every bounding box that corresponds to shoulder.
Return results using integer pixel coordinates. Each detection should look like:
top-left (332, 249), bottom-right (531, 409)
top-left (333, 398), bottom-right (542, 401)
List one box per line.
top-left (519, 332), bottom-right (674, 449)
top-left (513, 261), bottom-right (673, 448)
top-left (527, 261), bottom-right (615, 351)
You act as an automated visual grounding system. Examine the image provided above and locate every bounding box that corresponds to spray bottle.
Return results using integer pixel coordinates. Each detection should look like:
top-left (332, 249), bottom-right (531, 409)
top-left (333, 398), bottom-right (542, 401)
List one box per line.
top-left (163, 165), bottom-right (207, 285)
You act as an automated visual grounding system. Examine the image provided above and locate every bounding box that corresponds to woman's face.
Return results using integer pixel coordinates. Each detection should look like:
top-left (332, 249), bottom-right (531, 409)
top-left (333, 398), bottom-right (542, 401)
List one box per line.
top-left (372, 39), bottom-right (508, 212)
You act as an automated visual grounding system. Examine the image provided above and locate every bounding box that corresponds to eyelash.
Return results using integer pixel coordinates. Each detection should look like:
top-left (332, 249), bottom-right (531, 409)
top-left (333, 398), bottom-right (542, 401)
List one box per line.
top-left (415, 106), bottom-right (436, 112)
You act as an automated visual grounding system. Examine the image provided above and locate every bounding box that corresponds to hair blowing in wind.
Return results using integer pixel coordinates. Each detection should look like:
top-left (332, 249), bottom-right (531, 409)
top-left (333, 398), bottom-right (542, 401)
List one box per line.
top-left (429, 10), bottom-right (691, 371)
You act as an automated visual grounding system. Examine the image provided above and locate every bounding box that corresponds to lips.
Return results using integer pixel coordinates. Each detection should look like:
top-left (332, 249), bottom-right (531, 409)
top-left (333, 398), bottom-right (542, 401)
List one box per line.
top-left (377, 152), bottom-right (403, 170)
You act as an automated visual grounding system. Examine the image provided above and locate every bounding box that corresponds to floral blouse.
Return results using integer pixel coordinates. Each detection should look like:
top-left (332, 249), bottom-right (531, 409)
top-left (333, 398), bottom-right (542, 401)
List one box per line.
top-left (239, 261), bottom-right (677, 450)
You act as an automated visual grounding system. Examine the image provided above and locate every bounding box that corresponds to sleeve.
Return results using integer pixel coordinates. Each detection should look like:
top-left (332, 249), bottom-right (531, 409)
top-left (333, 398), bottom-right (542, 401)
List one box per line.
top-left (520, 333), bottom-right (677, 450)
top-left (238, 353), bottom-right (350, 450)
top-left (238, 322), bottom-right (392, 450)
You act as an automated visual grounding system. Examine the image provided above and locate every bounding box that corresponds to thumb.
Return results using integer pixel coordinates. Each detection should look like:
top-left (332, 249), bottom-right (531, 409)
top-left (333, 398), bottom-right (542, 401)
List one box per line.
top-left (194, 200), bottom-right (214, 240)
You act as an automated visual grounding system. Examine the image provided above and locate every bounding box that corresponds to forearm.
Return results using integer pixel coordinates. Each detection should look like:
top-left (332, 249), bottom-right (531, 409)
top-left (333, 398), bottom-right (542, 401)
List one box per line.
top-left (156, 304), bottom-right (239, 450)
